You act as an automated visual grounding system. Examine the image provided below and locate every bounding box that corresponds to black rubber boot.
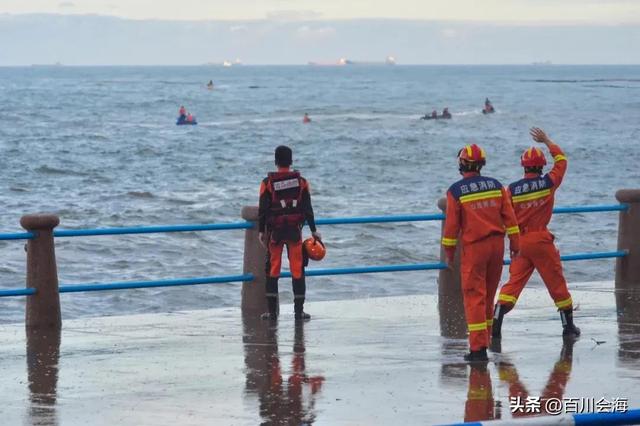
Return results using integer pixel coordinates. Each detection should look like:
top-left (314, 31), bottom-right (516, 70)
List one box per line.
top-left (464, 348), bottom-right (489, 363)
top-left (560, 308), bottom-right (581, 339)
top-left (491, 303), bottom-right (512, 339)
top-left (293, 277), bottom-right (310, 320)
top-left (261, 277), bottom-right (279, 321)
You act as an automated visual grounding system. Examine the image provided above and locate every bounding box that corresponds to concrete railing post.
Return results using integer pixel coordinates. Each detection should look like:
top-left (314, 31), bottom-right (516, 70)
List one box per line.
top-left (615, 189), bottom-right (640, 290)
top-left (437, 198), bottom-right (467, 339)
top-left (21, 214), bottom-right (61, 329)
top-left (241, 206), bottom-right (268, 317)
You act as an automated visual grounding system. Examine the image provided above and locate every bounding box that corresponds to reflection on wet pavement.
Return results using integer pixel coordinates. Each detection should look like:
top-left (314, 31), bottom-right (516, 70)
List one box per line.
top-left (1, 281), bottom-right (638, 425)
top-left (243, 319), bottom-right (325, 425)
top-left (616, 288), bottom-right (640, 364)
top-left (27, 327), bottom-right (60, 426)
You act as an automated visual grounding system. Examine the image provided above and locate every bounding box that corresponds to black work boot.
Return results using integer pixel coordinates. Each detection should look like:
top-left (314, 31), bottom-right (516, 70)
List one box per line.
top-left (560, 308), bottom-right (581, 339)
top-left (261, 277), bottom-right (279, 321)
top-left (491, 303), bottom-right (512, 339)
top-left (464, 348), bottom-right (489, 363)
top-left (294, 298), bottom-right (311, 321)
top-left (293, 277), bottom-right (310, 321)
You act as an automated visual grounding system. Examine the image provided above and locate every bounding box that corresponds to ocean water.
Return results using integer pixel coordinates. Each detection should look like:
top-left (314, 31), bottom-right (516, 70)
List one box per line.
top-left (0, 65), bottom-right (638, 322)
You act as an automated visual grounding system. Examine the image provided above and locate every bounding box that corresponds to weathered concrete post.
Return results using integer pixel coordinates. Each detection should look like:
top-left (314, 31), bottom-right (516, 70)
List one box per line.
top-left (21, 214), bottom-right (61, 329)
top-left (615, 189), bottom-right (640, 290)
top-left (437, 198), bottom-right (467, 339)
top-left (241, 206), bottom-right (268, 317)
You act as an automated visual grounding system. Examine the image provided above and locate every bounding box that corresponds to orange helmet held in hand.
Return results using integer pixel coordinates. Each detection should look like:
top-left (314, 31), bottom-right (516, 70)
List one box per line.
top-left (303, 237), bottom-right (326, 261)
top-left (520, 146), bottom-right (547, 167)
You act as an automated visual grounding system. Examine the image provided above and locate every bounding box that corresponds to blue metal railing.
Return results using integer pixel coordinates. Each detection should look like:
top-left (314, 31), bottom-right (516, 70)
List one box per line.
top-left (58, 274), bottom-right (253, 293)
top-left (439, 407), bottom-right (640, 425)
top-left (53, 222), bottom-right (253, 238)
top-left (0, 231), bottom-right (35, 241)
top-left (0, 203), bottom-right (630, 298)
top-left (0, 204), bottom-right (627, 241)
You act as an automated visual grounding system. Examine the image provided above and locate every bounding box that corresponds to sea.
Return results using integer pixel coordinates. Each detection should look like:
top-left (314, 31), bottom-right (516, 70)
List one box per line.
top-left (0, 65), bottom-right (638, 322)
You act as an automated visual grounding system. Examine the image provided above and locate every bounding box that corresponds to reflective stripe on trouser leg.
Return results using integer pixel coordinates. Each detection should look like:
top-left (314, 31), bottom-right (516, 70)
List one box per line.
top-left (555, 297), bottom-right (573, 309)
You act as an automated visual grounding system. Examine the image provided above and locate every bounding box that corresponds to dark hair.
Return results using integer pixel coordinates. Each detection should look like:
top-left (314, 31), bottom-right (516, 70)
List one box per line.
top-left (275, 145), bottom-right (293, 167)
top-left (524, 166), bottom-right (543, 174)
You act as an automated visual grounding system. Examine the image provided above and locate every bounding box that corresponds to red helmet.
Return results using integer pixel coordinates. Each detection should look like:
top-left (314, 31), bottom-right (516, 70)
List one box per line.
top-left (458, 144), bottom-right (486, 165)
top-left (303, 237), bottom-right (326, 261)
top-left (520, 147), bottom-right (547, 167)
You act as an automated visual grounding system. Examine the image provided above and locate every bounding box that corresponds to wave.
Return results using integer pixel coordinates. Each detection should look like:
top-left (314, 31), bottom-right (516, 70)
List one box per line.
top-left (521, 78), bottom-right (640, 83)
top-left (127, 191), bottom-right (155, 199)
top-left (35, 165), bottom-right (89, 176)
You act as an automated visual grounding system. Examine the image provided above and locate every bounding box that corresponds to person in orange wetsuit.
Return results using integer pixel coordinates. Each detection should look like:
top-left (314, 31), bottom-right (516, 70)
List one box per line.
top-left (178, 105), bottom-right (186, 119)
top-left (492, 127), bottom-right (580, 340)
top-left (258, 145), bottom-right (321, 321)
top-left (442, 144), bottom-right (520, 362)
top-left (303, 113), bottom-right (311, 123)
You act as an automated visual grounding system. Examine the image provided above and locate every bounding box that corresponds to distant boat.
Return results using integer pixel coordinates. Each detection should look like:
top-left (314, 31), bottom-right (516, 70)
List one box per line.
top-left (222, 59), bottom-right (242, 67)
top-left (531, 60), bottom-right (553, 66)
top-left (308, 56), bottom-right (397, 67)
top-left (31, 62), bottom-right (63, 67)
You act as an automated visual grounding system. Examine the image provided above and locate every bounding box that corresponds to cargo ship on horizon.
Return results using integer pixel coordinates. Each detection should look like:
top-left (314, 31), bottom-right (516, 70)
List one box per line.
top-left (308, 56), bottom-right (396, 66)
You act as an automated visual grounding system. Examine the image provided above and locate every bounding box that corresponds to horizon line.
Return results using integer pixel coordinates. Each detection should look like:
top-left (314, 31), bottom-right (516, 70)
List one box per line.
top-left (2, 12), bottom-right (640, 27)
top-left (2, 63), bottom-right (640, 68)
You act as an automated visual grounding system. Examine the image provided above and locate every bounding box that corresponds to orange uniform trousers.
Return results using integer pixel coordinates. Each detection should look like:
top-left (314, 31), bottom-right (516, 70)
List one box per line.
top-left (497, 230), bottom-right (572, 310)
top-left (461, 234), bottom-right (504, 351)
top-left (268, 239), bottom-right (304, 279)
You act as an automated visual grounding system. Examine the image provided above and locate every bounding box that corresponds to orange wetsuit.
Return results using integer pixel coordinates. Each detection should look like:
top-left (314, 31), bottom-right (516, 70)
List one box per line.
top-left (442, 172), bottom-right (520, 351)
top-left (497, 143), bottom-right (572, 311)
top-left (258, 167), bottom-right (316, 314)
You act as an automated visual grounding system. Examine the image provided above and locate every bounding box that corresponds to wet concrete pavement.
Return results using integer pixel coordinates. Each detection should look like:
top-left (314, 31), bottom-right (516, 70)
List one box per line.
top-left (2, 280), bottom-right (640, 425)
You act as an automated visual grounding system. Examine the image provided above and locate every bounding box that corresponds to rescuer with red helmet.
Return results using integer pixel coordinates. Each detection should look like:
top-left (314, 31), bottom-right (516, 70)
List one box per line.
top-left (442, 143), bottom-right (520, 362)
top-left (258, 145), bottom-right (321, 321)
top-left (493, 127), bottom-right (580, 340)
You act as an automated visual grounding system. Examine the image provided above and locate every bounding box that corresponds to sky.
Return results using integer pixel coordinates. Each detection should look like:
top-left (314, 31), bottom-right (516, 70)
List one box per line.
top-left (1, 1), bottom-right (639, 65)
top-left (2, 0), bottom-right (640, 23)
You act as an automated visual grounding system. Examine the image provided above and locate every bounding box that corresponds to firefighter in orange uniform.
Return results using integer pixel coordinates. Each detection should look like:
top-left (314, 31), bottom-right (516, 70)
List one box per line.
top-left (442, 144), bottom-right (520, 362)
top-left (492, 128), bottom-right (580, 339)
top-left (258, 145), bottom-right (321, 321)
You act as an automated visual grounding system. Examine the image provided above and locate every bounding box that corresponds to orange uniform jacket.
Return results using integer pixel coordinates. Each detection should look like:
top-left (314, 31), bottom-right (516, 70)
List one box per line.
top-left (508, 144), bottom-right (567, 233)
top-left (442, 173), bottom-right (520, 258)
